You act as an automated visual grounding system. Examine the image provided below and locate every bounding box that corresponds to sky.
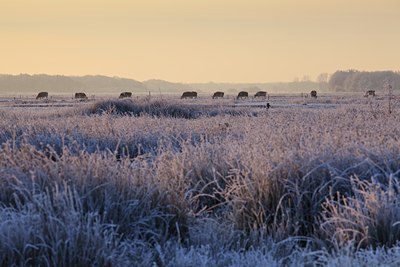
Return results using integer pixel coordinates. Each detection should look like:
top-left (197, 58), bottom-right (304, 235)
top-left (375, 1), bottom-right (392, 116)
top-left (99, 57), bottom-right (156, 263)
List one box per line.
top-left (1, 0), bottom-right (399, 83)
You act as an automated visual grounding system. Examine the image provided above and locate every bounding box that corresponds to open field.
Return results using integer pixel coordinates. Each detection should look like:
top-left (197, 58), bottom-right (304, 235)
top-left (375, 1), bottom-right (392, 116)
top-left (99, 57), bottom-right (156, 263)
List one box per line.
top-left (1, 93), bottom-right (400, 266)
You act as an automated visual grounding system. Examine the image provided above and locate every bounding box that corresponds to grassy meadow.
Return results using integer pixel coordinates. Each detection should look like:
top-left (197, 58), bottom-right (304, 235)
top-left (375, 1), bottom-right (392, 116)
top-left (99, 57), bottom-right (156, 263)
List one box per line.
top-left (1, 94), bottom-right (400, 266)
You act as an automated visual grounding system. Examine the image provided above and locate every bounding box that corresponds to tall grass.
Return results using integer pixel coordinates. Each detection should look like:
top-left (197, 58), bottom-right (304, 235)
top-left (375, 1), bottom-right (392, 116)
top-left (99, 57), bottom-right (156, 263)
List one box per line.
top-left (1, 97), bottom-right (400, 265)
top-left (85, 98), bottom-right (255, 118)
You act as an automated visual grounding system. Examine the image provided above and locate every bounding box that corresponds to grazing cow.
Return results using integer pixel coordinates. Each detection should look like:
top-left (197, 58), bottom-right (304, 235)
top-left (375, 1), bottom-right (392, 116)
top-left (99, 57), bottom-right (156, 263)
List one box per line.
top-left (75, 92), bottom-right (88, 99)
top-left (36, 92), bottom-right (48, 99)
top-left (119, 92), bottom-right (132, 98)
top-left (254, 91), bottom-right (267, 98)
top-left (237, 91), bottom-right (249, 99)
top-left (364, 90), bottom-right (376, 97)
top-left (181, 91), bottom-right (197, 99)
top-left (212, 91), bottom-right (224, 99)
top-left (310, 90), bottom-right (317, 98)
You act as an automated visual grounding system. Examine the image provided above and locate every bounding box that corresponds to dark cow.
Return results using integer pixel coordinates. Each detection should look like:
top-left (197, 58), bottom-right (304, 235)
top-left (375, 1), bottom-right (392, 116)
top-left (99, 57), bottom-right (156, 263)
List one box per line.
top-left (310, 90), bottom-right (317, 98)
top-left (181, 91), bottom-right (197, 99)
top-left (36, 92), bottom-right (48, 99)
top-left (237, 91), bottom-right (249, 99)
top-left (364, 90), bottom-right (376, 97)
top-left (212, 91), bottom-right (224, 99)
top-left (75, 92), bottom-right (88, 99)
top-left (119, 92), bottom-right (132, 98)
top-left (254, 91), bottom-right (267, 98)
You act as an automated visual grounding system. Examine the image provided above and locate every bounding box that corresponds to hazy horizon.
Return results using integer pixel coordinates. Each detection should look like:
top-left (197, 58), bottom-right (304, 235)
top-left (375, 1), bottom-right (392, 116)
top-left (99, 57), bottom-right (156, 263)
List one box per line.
top-left (1, 0), bottom-right (399, 83)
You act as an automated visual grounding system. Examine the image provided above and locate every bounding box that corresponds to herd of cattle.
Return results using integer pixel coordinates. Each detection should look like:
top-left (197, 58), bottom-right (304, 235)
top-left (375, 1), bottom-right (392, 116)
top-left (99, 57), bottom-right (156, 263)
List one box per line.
top-left (34, 89), bottom-right (377, 100)
top-left (35, 91), bottom-right (132, 100)
top-left (34, 90), bottom-right (271, 100)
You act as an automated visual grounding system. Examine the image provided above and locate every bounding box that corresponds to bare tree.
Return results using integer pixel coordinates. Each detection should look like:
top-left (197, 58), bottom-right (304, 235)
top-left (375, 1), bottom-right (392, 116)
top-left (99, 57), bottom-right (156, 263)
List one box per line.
top-left (316, 73), bottom-right (329, 83)
top-left (302, 75), bottom-right (311, 82)
top-left (317, 73), bottom-right (329, 90)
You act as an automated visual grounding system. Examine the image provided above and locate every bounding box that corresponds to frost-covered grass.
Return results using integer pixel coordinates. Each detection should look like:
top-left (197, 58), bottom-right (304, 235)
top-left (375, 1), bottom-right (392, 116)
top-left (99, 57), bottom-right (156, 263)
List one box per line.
top-left (1, 97), bottom-right (400, 266)
top-left (85, 98), bottom-right (256, 118)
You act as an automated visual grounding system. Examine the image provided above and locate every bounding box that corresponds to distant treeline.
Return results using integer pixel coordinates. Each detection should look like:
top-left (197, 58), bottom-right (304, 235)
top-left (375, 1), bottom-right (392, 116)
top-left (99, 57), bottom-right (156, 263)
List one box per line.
top-left (0, 74), bottom-right (147, 95)
top-left (329, 70), bottom-right (400, 92)
top-left (0, 74), bottom-right (326, 95)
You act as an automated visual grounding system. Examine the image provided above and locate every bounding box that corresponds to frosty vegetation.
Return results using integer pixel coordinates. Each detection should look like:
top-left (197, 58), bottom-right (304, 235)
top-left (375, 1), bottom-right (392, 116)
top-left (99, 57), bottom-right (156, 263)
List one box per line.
top-left (1, 96), bottom-right (400, 266)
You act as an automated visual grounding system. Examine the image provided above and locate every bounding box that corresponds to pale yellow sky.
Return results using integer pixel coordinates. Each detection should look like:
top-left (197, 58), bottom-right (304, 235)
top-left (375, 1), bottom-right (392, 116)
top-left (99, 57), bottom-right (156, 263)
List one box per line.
top-left (1, 0), bottom-right (399, 82)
